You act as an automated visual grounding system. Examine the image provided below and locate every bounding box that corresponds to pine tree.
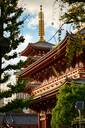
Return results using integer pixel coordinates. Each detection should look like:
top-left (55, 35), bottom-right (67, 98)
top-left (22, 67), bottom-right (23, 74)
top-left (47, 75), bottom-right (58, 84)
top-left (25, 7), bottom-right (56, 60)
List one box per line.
top-left (0, 0), bottom-right (31, 112)
top-left (0, 0), bottom-right (24, 83)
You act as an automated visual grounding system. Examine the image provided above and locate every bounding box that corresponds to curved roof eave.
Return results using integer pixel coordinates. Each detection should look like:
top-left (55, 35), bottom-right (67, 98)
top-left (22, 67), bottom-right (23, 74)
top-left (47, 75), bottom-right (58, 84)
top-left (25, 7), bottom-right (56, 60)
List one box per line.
top-left (20, 36), bottom-right (68, 78)
top-left (20, 43), bottom-right (33, 56)
top-left (20, 41), bottom-right (54, 56)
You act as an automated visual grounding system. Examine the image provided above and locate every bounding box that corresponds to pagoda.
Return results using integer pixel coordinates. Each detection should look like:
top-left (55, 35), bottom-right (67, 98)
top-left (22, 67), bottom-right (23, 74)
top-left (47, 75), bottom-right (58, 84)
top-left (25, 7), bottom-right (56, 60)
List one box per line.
top-left (21, 5), bottom-right (54, 68)
top-left (20, 5), bottom-right (85, 128)
top-left (20, 5), bottom-right (54, 93)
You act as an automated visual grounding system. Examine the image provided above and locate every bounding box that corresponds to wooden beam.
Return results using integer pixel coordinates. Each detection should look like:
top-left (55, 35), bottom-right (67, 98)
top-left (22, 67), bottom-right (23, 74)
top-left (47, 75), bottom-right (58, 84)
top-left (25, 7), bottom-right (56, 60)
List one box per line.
top-left (52, 65), bottom-right (58, 76)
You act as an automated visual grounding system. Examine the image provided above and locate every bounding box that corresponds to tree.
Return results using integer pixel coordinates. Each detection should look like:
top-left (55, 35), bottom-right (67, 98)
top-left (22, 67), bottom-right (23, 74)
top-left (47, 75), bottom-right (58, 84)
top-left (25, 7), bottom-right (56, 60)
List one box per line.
top-left (0, 0), bottom-right (24, 83)
top-left (0, 0), bottom-right (31, 112)
top-left (61, 2), bottom-right (85, 29)
top-left (56, 0), bottom-right (85, 4)
top-left (0, 78), bottom-right (32, 112)
top-left (51, 81), bottom-right (85, 128)
top-left (55, 0), bottom-right (85, 29)
top-left (54, 0), bottom-right (85, 64)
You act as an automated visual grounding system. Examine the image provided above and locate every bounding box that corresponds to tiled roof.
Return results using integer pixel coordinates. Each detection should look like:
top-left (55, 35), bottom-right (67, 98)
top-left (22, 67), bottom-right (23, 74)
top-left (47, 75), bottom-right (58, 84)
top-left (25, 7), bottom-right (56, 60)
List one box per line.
top-left (20, 41), bottom-right (54, 56)
top-left (30, 41), bottom-right (55, 50)
top-left (0, 113), bottom-right (37, 125)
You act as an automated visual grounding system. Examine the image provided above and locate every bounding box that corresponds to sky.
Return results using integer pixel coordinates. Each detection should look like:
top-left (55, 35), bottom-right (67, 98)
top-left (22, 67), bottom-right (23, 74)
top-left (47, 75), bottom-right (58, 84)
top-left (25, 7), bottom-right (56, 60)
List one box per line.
top-left (17, 0), bottom-right (68, 53)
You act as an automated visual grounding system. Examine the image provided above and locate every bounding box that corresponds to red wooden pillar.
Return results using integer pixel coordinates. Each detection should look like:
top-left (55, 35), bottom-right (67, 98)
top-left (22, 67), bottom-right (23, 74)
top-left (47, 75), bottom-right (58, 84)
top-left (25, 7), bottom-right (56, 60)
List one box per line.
top-left (44, 112), bottom-right (47, 128)
top-left (38, 112), bottom-right (40, 128)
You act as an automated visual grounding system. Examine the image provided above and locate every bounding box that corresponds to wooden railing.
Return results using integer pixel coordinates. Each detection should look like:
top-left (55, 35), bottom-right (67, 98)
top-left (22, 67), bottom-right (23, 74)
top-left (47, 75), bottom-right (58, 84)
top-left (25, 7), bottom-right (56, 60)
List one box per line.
top-left (32, 66), bottom-right (85, 98)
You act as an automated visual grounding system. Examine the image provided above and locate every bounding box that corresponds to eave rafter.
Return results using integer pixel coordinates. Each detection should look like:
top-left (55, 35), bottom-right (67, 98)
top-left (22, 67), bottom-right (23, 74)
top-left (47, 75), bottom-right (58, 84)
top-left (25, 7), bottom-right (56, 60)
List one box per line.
top-left (30, 65), bottom-right (53, 82)
top-left (20, 36), bottom-right (68, 78)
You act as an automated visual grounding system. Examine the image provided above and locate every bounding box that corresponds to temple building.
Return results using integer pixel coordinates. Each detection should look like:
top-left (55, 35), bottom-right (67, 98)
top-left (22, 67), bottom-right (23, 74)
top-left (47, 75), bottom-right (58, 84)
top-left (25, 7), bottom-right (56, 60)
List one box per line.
top-left (20, 5), bottom-right (54, 65)
top-left (20, 5), bottom-right (85, 128)
top-left (20, 5), bottom-right (54, 93)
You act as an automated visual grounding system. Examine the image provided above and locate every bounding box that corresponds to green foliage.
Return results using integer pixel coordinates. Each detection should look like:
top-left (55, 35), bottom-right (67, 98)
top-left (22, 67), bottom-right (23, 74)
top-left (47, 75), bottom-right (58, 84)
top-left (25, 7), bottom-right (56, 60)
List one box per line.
top-left (4, 53), bottom-right (17, 60)
top-left (0, 79), bottom-right (33, 112)
top-left (0, 73), bottom-right (10, 83)
top-left (0, 97), bottom-right (33, 112)
top-left (61, 2), bottom-right (85, 27)
top-left (55, 0), bottom-right (85, 43)
top-left (51, 82), bottom-right (85, 128)
top-left (0, 0), bottom-right (32, 112)
top-left (0, 0), bottom-right (24, 52)
top-left (65, 33), bottom-right (83, 65)
top-left (58, 29), bottom-right (62, 42)
top-left (56, 0), bottom-right (85, 4)
top-left (0, 79), bottom-right (27, 98)
top-left (0, 0), bottom-right (24, 83)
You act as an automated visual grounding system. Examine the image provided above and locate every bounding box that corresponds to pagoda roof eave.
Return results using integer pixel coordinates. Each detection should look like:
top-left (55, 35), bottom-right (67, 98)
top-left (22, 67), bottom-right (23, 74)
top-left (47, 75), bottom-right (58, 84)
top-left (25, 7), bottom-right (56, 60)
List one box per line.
top-left (20, 43), bottom-right (33, 56)
top-left (20, 41), bottom-right (54, 56)
top-left (20, 35), bottom-right (68, 77)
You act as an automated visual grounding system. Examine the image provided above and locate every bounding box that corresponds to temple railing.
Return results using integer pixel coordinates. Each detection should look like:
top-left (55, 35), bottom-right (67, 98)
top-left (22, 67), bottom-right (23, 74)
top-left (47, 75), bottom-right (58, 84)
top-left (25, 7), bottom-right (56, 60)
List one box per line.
top-left (32, 64), bottom-right (85, 98)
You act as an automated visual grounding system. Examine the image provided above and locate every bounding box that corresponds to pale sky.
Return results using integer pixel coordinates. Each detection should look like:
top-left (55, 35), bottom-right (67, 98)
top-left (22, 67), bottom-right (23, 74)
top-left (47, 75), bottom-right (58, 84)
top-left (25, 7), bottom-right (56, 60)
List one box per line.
top-left (17, 0), bottom-right (66, 49)
top-left (18, 0), bottom-right (57, 25)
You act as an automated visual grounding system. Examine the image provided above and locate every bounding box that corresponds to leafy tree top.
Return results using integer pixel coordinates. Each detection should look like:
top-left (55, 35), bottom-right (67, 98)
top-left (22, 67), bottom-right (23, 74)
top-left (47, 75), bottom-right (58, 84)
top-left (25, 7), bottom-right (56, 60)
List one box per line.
top-left (61, 2), bottom-right (85, 27)
top-left (51, 81), bottom-right (85, 128)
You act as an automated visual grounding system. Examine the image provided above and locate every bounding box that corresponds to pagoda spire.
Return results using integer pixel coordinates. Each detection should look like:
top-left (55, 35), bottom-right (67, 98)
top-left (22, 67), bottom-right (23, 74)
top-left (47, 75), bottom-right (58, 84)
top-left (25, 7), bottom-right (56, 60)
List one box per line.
top-left (39, 5), bottom-right (45, 42)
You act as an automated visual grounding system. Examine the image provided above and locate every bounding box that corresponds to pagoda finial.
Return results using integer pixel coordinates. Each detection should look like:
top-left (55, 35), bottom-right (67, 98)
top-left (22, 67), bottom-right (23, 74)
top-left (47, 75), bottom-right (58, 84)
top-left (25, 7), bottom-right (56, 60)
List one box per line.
top-left (39, 5), bottom-right (45, 42)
